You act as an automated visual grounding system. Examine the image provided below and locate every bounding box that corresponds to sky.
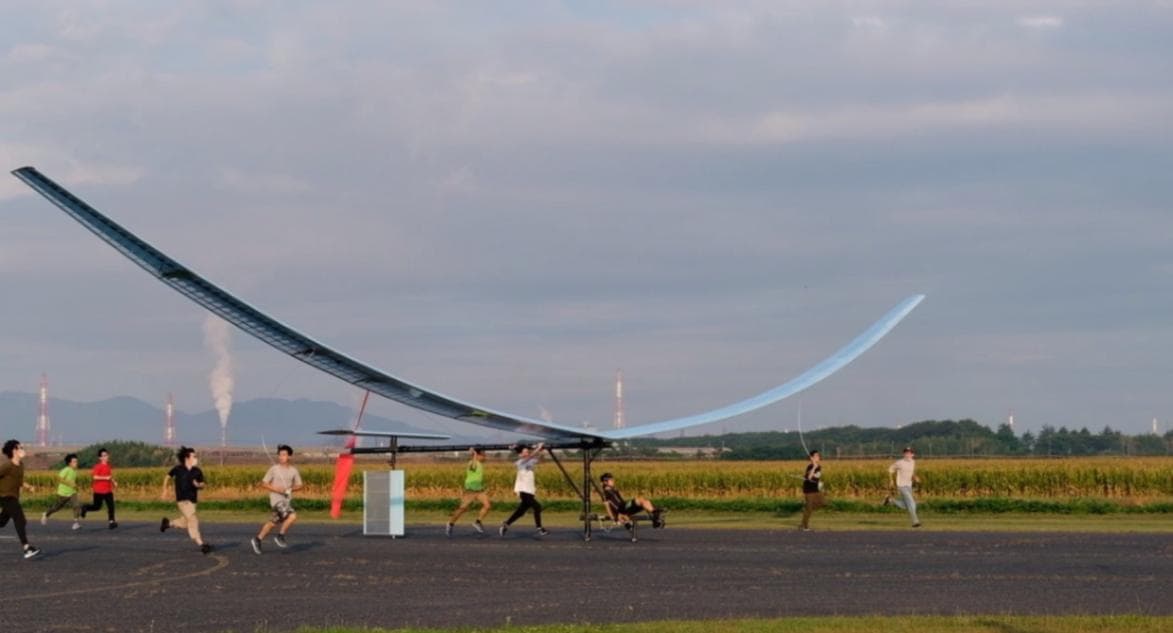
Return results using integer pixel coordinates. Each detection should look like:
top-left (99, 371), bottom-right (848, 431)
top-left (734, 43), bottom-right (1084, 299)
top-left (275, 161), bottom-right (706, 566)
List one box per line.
top-left (2, 1), bottom-right (1171, 441)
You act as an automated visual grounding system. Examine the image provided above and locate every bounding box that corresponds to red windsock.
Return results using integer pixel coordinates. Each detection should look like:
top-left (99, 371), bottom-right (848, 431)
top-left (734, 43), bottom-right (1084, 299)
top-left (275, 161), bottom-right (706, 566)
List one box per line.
top-left (330, 448), bottom-right (355, 519)
top-left (329, 390), bottom-right (370, 519)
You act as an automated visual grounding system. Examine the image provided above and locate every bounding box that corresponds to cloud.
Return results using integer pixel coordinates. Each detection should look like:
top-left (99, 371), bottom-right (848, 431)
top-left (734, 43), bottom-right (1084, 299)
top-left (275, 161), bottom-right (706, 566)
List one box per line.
top-left (1017, 15), bottom-right (1064, 30)
top-left (1, 1), bottom-right (1171, 436)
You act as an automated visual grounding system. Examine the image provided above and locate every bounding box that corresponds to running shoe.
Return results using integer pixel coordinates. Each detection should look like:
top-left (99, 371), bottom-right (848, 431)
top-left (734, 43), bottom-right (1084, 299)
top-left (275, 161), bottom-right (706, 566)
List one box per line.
top-left (537, 527), bottom-right (549, 536)
top-left (473, 520), bottom-right (485, 534)
top-left (498, 524), bottom-right (508, 537)
top-left (653, 509), bottom-right (665, 527)
top-left (72, 521), bottom-right (81, 531)
top-left (23, 546), bottom-right (41, 559)
top-left (912, 523), bottom-right (921, 528)
top-left (40, 512), bottom-right (47, 526)
top-left (445, 522), bottom-right (453, 537)
top-left (200, 543), bottom-right (213, 555)
top-left (274, 534), bottom-right (288, 548)
top-left (108, 521), bottom-right (118, 529)
top-left (160, 517), bottom-right (170, 532)
top-left (250, 537), bottom-right (262, 554)
top-left (882, 496), bottom-right (893, 507)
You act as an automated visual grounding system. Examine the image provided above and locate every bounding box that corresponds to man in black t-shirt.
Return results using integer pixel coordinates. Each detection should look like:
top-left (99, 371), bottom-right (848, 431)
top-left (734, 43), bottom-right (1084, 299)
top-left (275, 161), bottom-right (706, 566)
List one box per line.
top-left (800, 450), bottom-right (824, 531)
top-left (159, 446), bottom-right (211, 554)
top-left (600, 473), bottom-right (664, 530)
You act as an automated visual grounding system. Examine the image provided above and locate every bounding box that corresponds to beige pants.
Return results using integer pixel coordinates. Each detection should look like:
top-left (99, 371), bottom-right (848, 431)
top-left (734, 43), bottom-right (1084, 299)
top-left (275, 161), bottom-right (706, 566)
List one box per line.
top-left (171, 501), bottom-right (202, 543)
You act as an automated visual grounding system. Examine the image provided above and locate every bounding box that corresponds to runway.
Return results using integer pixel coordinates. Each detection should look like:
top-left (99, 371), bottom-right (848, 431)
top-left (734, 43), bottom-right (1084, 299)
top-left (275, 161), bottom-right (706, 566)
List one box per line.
top-left (3, 521), bottom-right (1170, 632)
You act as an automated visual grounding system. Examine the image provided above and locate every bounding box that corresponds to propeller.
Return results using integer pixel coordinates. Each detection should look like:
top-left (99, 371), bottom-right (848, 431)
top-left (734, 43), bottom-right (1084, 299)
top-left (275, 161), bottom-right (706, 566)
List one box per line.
top-left (330, 390), bottom-right (370, 518)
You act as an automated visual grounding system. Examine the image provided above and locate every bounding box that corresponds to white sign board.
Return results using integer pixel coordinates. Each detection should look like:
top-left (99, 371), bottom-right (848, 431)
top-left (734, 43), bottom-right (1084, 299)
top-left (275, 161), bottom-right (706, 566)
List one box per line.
top-left (363, 470), bottom-right (405, 537)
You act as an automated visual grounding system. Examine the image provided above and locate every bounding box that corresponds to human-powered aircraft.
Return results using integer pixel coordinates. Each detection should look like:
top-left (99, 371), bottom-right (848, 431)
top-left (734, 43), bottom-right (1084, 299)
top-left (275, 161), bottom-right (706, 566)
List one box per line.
top-left (12, 166), bottom-right (924, 539)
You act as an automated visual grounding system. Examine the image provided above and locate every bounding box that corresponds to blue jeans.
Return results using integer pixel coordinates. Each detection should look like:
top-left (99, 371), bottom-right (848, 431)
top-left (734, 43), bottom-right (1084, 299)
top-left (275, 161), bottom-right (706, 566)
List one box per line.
top-left (890, 486), bottom-right (919, 525)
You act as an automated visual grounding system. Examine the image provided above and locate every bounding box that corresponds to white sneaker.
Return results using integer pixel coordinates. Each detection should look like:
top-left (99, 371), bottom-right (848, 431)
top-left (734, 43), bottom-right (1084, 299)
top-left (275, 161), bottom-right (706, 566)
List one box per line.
top-left (40, 512), bottom-right (47, 526)
top-left (72, 522), bottom-right (81, 531)
top-left (473, 520), bottom-right (485, 534)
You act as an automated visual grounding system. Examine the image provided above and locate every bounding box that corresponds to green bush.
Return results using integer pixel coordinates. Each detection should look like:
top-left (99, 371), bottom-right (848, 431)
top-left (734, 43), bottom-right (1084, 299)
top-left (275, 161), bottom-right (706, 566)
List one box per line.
top-left (76, 440), bottom-right (174, 468)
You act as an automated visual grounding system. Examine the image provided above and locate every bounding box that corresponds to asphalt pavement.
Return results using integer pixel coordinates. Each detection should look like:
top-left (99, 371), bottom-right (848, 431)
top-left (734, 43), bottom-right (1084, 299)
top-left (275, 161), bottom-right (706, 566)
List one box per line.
top-left (2, 520), bottom-right (1170, 632)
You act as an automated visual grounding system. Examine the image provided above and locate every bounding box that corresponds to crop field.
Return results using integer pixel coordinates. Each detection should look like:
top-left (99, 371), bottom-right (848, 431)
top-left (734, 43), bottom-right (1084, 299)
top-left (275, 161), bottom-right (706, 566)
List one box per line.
top-left (27, 457), bottom-right (1173, 510)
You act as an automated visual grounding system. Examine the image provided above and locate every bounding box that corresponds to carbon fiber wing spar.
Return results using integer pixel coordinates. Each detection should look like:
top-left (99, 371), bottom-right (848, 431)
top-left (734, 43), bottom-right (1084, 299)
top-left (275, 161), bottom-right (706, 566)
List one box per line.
top-left (12, 166), bottom-right (924, 442)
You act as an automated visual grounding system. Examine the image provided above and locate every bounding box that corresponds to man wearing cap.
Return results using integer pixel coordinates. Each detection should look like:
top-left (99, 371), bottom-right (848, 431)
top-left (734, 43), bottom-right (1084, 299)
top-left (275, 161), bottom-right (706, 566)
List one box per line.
top-left (884, 447), bottom-right (921, 527)
top-left (600, 472), bottom-right (663, 530)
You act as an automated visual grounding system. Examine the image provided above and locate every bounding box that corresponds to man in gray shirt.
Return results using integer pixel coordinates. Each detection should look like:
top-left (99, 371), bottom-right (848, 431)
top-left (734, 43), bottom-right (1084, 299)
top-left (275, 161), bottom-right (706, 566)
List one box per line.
top-left (884, 447), bottom-right (921, 527)
top-left (251, 444), bottom-right (303, 554)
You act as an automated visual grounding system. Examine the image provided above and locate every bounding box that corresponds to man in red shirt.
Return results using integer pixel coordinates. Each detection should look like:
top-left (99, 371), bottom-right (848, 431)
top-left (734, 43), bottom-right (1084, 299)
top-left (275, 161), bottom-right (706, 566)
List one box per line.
top-left (80, 447), bottom-right (118, 529)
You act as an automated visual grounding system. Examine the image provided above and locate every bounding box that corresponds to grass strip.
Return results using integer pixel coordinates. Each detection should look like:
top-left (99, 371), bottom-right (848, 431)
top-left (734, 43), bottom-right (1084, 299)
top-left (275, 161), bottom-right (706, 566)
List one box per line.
top-left (97, 496), bottom-right (1171, 515)
top-left (282, 615), bottom-right (1172, 633)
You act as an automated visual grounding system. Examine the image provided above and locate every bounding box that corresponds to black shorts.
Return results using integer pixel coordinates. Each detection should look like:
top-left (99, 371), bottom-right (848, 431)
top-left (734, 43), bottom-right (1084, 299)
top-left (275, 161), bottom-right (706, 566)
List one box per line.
top-left (611, 501), bottom-right (642, 517)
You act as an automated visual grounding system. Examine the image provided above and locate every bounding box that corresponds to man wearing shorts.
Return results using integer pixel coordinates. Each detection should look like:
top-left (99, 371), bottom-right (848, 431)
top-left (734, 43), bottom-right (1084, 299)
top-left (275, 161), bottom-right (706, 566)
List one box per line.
top-left (600, 472), bottom-right (663, 531)
top-left (160, 446), bottom-right (212, 554)
top-left (42, 453), bottom-right (82, 530)
top-left (446, 447), bottom-right (491, 536)
top-left (251, 444), bottom-right (303, 554)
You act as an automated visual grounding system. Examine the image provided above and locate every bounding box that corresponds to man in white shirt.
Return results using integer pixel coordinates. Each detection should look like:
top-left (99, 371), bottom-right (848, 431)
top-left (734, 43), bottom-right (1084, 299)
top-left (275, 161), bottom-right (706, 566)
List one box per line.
top-left (250, 444), bottom-right (303, 554)
top-left (499, 443), bottom-right (547, 537)
top-left (885, 447), bottom-right (921, 527)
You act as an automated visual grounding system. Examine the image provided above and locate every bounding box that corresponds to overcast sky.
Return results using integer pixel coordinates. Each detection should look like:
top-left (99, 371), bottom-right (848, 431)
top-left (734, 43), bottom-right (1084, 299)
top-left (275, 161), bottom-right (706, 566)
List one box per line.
top-left (2, 1), bottom-right (1171, 440)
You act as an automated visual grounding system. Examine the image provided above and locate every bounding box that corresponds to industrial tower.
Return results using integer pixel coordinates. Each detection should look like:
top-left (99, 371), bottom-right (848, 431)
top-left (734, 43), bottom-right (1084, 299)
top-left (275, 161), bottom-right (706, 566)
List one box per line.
top-left (164, 393), bottom-right (177, 446)
top-left (35, 374), bottom-right (51, 447)
top-left (613, 369), bottom-right (625, 430)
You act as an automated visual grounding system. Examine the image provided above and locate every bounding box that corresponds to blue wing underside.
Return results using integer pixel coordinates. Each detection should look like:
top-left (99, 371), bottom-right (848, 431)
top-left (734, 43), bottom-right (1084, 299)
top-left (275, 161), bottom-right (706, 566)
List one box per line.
top-left (12, 166), bottom-right (923, 442)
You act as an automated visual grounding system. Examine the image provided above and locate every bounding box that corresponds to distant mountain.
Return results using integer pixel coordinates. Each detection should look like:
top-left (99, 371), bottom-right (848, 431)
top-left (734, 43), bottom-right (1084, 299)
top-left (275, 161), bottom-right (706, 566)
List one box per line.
top-left (0, 392), bottom-right (490, 447)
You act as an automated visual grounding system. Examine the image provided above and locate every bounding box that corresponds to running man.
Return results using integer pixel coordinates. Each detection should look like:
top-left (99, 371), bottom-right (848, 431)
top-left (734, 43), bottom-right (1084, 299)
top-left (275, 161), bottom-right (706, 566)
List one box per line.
top-left (250, 444), bottom-right (303, 554)
top-left (80, 447), bottom-right (118, 529)
top-left (446, 447), bottom-right (491, 537)
top-left (160, 446), bottom-right (212, 554)
top-left (42, 453), bottom-right (82, 530)
top-left (0, 439), bottom-right (41, 558)
top-left (800, 450), bottom-right (824, 531)
top-left (600, 472), bottom-right (663, 530)
top-left (499, 443), bottom-right (547, 537)
top-left (884, 446), bottom-right (921, 527)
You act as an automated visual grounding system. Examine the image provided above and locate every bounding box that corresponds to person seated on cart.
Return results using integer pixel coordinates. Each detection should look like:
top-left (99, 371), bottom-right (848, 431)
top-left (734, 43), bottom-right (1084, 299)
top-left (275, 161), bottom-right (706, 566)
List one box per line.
top-left (600, 472), bottom-right (664, 529)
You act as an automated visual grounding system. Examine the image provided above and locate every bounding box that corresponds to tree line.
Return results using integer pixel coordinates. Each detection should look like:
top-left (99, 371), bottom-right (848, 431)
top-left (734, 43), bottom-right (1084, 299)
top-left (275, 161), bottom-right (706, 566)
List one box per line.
top-left (629, 419), bottom-right (1173, 460)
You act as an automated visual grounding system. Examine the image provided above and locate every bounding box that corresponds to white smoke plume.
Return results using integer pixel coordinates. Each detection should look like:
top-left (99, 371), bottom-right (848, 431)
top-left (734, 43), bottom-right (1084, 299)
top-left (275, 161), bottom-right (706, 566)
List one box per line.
top-left (202, 314), bottom-right (234, 447)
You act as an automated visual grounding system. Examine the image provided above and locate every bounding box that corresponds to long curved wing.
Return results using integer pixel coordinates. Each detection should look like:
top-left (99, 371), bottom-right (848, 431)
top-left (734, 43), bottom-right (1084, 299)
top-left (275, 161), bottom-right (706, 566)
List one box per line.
top-left (604, 294), bottom-right (924, 439)
top-left (12, 166), bottom-right (923, 441)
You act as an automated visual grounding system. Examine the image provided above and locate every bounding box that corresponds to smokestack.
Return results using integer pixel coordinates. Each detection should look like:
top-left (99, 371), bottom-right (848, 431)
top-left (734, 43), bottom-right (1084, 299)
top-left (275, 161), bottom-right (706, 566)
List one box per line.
top-left (613, 369), bottom-right (624, 430)
top-left (35, 374), bottom-right (51, 447)
top-left (202, 314), bottom-right (234, 447)
top-left (164, 393), bottom-right (177, 446)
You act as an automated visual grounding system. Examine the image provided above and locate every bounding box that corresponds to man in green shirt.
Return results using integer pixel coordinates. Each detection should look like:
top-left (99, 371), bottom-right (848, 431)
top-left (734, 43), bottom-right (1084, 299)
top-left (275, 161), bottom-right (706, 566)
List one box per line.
top-left (446, 447), bottom-right (491, 536)
top-left (42, 453), bottom-right (82, 530)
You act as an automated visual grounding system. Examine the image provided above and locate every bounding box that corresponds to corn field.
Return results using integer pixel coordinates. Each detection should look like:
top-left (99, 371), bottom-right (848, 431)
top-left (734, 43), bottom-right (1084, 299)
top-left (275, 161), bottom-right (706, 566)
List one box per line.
top-left (26, 457), bottom-right (1173, 503)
